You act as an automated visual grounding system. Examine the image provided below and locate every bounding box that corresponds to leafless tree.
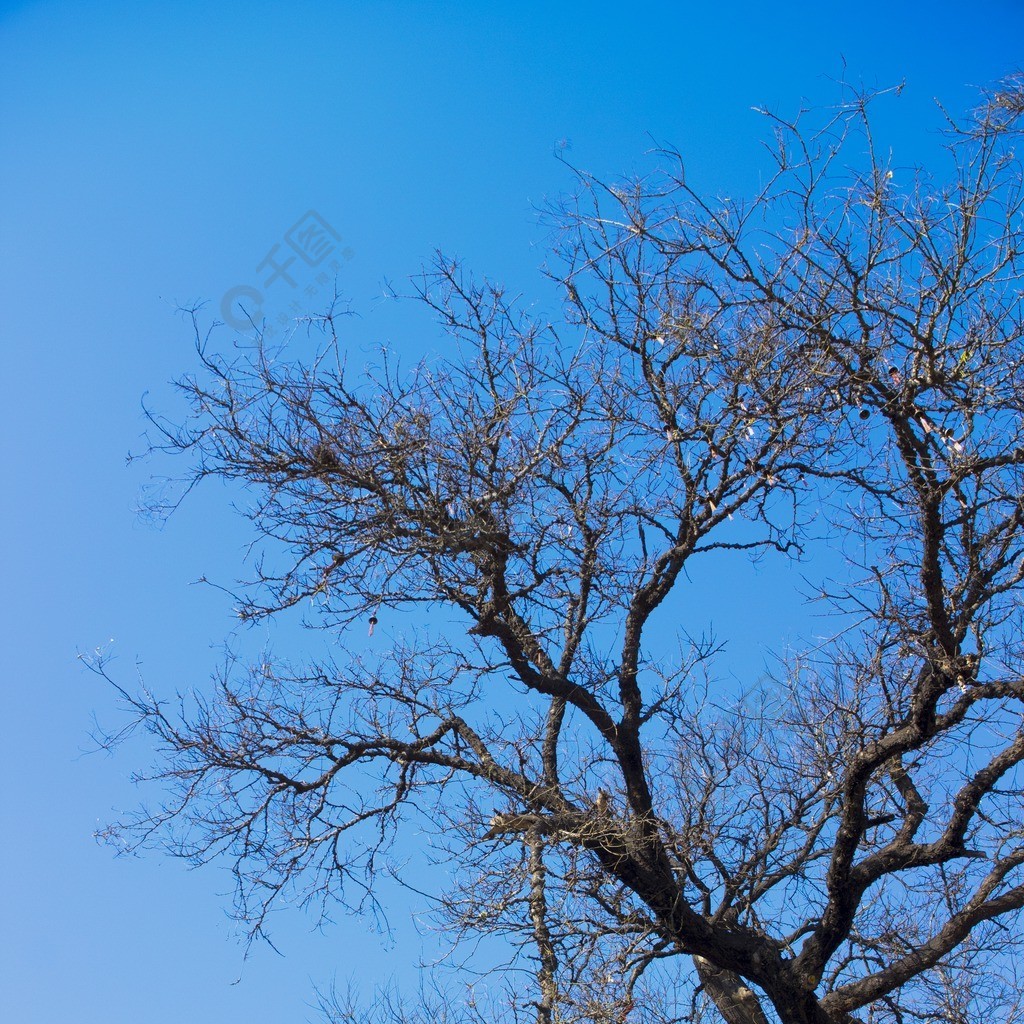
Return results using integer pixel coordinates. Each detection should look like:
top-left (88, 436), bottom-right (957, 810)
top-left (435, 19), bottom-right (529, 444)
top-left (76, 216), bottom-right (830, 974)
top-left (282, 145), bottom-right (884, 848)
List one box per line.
top-left (96, 76), bottom-right (1024, 1024)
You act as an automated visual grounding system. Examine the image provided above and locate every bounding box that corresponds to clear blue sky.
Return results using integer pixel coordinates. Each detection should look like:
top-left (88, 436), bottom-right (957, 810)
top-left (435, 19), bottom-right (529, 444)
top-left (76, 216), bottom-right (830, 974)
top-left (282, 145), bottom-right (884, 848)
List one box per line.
top-left (1, 2), bottom-right (1022, 1022)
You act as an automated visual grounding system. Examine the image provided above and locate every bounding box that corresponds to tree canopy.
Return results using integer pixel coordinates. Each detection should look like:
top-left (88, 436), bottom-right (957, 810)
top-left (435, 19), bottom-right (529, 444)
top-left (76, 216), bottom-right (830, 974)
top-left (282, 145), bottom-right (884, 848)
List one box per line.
top-left (100, 79), bottom-right (1024, 1024)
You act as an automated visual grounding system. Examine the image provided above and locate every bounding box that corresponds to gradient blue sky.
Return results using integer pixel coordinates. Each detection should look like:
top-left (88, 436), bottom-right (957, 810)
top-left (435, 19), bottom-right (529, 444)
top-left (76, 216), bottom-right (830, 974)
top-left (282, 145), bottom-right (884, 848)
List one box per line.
top-left (2, 2), bottom-right (1022, 1022)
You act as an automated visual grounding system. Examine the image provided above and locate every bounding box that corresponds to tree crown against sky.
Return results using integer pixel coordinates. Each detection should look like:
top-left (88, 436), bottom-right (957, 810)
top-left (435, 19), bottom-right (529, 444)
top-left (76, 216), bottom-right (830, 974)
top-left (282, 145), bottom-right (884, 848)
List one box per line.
top-left (97, 78), bottom-right (1024, 1024)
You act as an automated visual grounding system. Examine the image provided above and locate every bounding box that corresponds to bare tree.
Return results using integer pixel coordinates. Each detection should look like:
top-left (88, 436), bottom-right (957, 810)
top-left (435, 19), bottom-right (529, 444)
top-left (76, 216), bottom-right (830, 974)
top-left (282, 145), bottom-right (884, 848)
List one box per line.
top-left (96, 77), bottom-right (1024, 1024)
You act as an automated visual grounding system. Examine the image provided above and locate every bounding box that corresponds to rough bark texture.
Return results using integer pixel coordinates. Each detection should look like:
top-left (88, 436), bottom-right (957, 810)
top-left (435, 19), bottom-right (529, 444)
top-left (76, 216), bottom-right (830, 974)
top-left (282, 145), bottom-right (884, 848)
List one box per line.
top-left (99, 77), bottom-right (1024, 1024)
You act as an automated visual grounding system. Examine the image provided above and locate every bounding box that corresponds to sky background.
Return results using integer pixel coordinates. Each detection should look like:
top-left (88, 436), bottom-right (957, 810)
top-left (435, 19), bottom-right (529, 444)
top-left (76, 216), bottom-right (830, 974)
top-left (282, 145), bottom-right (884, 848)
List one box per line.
top-left (2, 2), bottom-right (1023, 1022)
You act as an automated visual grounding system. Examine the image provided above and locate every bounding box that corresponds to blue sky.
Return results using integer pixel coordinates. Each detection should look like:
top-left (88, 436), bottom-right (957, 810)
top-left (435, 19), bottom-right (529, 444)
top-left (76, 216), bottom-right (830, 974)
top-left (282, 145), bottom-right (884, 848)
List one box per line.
top-left (1, 2), bottom-right (1022, 1022)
